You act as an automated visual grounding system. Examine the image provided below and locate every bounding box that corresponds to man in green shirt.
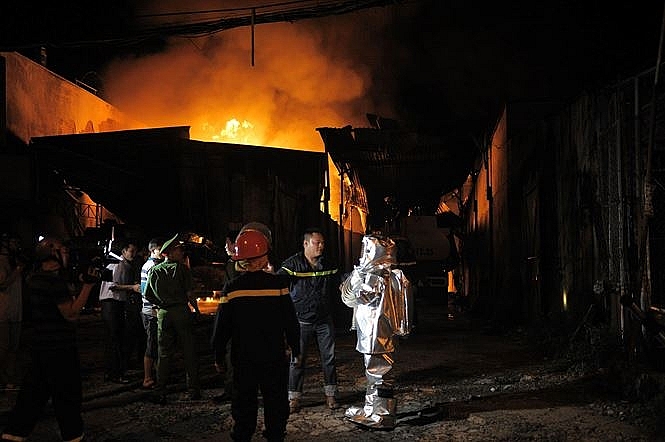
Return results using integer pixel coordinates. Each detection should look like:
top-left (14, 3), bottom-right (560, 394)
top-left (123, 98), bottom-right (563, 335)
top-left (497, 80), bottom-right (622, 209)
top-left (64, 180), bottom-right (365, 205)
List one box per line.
top-left (144, 233), bottom-right (201, 403)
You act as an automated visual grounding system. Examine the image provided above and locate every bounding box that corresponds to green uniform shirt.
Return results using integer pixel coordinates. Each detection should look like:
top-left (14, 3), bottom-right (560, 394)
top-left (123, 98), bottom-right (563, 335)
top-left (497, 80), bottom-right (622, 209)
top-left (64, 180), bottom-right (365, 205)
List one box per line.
top-left (144, 260), bottom-right (193, 308)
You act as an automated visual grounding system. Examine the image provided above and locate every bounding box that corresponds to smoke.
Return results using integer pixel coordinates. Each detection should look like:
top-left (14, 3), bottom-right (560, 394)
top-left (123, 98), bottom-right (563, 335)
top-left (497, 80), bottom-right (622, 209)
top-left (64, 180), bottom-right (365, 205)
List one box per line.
top-left (100, 4), bottom-right (404, 150)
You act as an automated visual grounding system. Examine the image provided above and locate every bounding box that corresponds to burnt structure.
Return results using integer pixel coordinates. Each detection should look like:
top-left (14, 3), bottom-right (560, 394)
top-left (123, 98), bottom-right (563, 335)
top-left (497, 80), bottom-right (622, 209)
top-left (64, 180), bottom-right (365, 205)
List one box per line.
top-left (29, 127), bottom-right (331, 264)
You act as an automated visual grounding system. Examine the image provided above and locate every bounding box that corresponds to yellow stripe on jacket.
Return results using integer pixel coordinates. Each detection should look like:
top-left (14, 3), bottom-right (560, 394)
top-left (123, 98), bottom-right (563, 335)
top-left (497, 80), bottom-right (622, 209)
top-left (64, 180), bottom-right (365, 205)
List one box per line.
top-left (225, 287), bottom-right (290, 301)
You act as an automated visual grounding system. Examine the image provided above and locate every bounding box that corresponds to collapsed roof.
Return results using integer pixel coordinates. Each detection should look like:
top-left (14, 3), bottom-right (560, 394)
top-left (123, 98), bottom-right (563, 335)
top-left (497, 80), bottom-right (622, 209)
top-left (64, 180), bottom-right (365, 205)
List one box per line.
top-left (317, 117), bottom-right (477, 228)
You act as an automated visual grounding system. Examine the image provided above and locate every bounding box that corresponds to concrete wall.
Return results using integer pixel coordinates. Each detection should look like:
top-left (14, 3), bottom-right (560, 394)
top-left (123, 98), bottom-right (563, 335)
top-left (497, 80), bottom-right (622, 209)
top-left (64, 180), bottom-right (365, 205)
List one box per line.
top-left (0, 52), bottom-right (144, 240)
top-left (1, 51), bottom-right (142, 145)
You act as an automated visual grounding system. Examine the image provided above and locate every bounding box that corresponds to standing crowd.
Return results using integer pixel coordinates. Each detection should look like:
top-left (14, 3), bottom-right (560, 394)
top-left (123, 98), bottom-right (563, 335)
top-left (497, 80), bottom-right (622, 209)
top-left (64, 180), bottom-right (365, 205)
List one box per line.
top-left (0, 223), bottom-right (347, 442)
top-left (0, 223), bottom-right (414, 442)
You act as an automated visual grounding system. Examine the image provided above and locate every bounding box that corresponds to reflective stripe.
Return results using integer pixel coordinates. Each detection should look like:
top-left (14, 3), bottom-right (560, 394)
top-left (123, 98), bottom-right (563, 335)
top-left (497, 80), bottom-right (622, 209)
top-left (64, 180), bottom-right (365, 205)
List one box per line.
top-left (226, 287), bottom-right (290, 301)
top-left (281, 268), bottom-right (338, 277)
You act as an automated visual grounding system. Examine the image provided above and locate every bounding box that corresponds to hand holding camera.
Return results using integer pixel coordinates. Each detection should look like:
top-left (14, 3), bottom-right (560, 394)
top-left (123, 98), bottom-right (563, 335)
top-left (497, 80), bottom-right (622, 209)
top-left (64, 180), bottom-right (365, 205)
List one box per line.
top-left (79, 265), bottom-right (103, 284)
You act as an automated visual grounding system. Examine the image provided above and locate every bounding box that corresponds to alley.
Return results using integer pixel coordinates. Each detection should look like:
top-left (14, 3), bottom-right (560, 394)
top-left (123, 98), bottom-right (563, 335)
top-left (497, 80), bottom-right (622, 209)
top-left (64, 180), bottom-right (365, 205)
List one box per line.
top-left (1, 293), bottom-right (662, 441)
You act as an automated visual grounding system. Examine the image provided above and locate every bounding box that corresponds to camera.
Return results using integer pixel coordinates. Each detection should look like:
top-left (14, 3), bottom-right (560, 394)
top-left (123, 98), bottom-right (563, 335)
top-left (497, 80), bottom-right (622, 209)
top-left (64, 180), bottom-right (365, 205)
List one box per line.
top-left (68, 247), bottom-right (115, 284)
top-left (81, 255), bottom-right (114, 283)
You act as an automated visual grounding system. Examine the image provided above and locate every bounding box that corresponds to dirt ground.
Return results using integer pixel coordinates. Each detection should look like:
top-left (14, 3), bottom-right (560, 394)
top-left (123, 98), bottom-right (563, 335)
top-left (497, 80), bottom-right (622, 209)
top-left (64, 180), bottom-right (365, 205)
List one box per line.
top-left (1, 294), bottom-right (664, 441)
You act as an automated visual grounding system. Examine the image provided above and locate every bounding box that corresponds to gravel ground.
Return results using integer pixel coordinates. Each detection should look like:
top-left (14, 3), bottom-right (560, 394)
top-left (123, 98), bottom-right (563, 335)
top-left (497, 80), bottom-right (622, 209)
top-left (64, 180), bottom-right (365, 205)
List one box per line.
top-left (1, 295), bottom-right (664, 441)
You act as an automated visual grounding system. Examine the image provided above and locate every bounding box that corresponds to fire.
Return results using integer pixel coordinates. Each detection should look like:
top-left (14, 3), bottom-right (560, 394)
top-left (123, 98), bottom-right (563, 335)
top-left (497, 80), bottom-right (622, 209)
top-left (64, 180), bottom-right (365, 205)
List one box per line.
top-left (221, 118), bottom-right (253, 141)
top-left (101, 22), bottom-right (371, 150)
top-left (208, 118), bottom-right (255, 143)
top-left (196, 296), bottom-right (222, 315)
top-left (99, 14), bottom-right (394, 227)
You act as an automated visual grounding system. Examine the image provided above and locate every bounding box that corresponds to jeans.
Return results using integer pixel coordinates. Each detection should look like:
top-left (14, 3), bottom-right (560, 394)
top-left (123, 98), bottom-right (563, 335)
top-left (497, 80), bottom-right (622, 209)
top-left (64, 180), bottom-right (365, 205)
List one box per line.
top-left (288, 319), bottom-right (337, 398)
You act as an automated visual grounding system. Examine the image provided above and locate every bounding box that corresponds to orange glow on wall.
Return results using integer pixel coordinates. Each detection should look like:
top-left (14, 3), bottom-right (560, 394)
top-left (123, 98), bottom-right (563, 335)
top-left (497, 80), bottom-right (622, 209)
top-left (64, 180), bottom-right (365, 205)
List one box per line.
top-left (2, 52), bottom-right (143, 144)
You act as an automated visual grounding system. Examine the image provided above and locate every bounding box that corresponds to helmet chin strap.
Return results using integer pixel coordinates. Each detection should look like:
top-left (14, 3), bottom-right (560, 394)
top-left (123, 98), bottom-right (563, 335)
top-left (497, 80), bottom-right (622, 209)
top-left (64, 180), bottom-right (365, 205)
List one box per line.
top-left (236, 254), bottom-right (269, 272)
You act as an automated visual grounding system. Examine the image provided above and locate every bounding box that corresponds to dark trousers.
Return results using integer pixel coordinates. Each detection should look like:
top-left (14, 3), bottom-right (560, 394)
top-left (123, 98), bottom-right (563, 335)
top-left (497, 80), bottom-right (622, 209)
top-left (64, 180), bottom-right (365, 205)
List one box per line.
top-left (231, 359), bottom-right (289, 442)
top-left (3, 346), bottom-right (84, 441)
top-left (224, 339), bottom-right (233, 394)
top-left (124, 294), bottom-right (146, 369)
top-left (101, 299), bottom-right (126, 378)
top-left (156, 306), bottom-right (199, 394)
top-left (0, 320), bottom-right (22, 386)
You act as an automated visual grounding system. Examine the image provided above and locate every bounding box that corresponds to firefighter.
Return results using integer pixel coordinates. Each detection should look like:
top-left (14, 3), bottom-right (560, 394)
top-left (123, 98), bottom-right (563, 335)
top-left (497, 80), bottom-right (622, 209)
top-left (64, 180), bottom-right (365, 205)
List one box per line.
top-left (339, 234), bottom-right (414, 429)
top-left (212, 228), bottom-right (300, 441)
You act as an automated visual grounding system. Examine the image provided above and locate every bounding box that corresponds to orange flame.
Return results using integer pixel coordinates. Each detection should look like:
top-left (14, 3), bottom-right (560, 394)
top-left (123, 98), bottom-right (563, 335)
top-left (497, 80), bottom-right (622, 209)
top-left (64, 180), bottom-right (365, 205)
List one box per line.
top-left (208, 118), bottom-right (255, 143)
top-left (101, 20), bottom-right (377, 151)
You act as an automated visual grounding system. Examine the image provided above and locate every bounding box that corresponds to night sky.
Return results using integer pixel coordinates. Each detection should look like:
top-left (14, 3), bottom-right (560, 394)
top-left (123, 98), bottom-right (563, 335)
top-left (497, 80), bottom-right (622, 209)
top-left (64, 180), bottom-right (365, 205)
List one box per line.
top-left (1, 1), bottom-right (663, 141)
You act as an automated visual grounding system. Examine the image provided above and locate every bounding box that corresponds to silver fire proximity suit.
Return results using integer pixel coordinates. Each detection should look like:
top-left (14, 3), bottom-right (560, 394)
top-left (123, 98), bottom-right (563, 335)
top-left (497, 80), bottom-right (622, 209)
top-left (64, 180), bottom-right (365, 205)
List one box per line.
top-left (340, 234), bottom-right (413, 429)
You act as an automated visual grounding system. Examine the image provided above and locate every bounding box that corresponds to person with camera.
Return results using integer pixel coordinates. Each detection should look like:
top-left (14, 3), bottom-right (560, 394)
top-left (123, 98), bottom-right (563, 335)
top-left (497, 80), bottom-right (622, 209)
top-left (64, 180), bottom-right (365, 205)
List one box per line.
top-left (1, 235), bottom-right (98, 442)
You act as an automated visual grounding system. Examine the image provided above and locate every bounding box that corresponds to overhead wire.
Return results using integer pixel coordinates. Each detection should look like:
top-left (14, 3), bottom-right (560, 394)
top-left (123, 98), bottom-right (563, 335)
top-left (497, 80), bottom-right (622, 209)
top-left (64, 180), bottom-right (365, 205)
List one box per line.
top-left (4, 0), bottom-right (413, 50)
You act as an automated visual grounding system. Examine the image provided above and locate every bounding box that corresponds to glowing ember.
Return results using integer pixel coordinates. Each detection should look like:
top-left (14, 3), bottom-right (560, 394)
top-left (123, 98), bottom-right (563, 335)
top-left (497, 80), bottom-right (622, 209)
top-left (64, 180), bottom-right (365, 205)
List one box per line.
top-left (197, 296), bottom-right (222, 315)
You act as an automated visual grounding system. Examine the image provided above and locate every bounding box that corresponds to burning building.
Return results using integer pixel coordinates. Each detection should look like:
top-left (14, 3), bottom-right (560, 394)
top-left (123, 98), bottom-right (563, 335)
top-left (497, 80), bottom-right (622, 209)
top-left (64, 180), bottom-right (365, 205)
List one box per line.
top-left (0, 50), bottom-right (343, 276)
top-left (0, 50), bottom-right (350, 314)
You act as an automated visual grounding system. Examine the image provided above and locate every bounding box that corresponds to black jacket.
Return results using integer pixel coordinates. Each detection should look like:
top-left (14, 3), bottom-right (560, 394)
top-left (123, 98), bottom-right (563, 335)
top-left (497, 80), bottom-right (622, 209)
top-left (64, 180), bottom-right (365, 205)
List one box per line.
top-left (277, 252), bottom-right (339, 324)
top-left (211, 270), bottom-right (300, 366)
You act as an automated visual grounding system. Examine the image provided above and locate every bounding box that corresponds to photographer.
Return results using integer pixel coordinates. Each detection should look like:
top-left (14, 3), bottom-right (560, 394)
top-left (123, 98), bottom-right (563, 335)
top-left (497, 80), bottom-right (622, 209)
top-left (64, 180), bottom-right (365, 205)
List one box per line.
top-left (1, 235), bottom-right (98, 442)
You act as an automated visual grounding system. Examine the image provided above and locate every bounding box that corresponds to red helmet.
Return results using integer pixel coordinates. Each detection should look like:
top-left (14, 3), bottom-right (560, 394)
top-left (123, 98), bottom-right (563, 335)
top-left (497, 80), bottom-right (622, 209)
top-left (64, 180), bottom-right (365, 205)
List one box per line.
top-left (233, 229), bottom-right (269, 260)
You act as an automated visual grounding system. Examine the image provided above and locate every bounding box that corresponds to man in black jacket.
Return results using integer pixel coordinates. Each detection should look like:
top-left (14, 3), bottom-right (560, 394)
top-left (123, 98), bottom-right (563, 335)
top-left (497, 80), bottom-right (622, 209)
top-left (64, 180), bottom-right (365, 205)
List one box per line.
top-left (212, 228), bottom-right (300, 442)
top-left (277, 227), bottom-right (339, 413)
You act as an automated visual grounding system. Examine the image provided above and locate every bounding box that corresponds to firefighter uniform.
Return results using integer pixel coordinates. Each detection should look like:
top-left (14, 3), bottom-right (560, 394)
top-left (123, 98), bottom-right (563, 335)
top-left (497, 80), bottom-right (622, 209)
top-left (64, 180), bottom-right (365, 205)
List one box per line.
top-left (211, 228), bottom-right (300, 442)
